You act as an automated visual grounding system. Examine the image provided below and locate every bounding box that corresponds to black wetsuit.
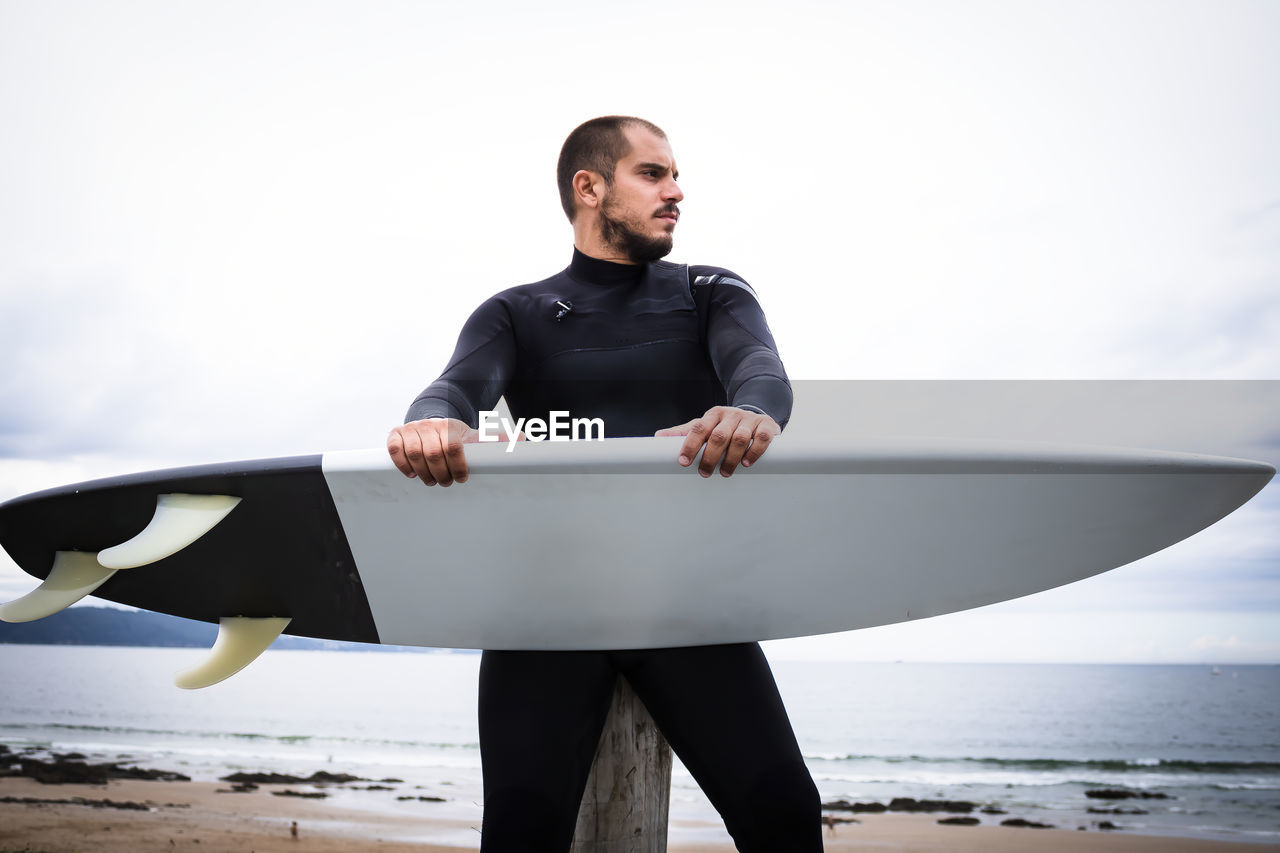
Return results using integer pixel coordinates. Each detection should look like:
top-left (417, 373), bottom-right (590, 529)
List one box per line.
top-left (406, 249), bottom-right (821, 852)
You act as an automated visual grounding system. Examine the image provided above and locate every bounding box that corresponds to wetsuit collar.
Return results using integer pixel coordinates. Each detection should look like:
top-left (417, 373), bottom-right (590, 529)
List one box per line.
top-left (568, 247), bottom-right (647, 287)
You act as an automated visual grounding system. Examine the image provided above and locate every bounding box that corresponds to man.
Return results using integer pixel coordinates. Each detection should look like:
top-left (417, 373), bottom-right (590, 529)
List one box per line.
top-left (387, 117), bottom-right (821, 851)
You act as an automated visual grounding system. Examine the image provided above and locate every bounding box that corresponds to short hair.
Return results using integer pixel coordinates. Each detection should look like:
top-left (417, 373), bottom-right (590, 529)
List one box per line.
top-left (557, 116), bottom-right (667, 222)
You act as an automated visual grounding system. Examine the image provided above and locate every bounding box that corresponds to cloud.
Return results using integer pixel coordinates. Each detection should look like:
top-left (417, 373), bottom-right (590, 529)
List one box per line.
top-left (767, 610), bottom-right (1280, 664)
top-left (1192, 634), bottom-right (1240, 651)
top-left (0, 272), bottom-right (165, 458)
top-left (1231, 197), bottom-right (1280, 232)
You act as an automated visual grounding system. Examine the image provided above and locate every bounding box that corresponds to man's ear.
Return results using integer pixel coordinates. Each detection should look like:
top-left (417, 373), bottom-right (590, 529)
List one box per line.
top-left (573, 169), bottom-right (604, 212)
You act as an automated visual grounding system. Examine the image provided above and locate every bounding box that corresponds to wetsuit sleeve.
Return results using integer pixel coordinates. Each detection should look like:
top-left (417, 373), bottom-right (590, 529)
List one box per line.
top-left (695, 268), bottom-right (793, 430)
top-left (404, 296), bottom-right (516, 427)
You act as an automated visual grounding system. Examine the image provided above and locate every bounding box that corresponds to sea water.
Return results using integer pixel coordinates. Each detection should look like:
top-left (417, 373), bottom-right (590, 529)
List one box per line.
top-left (1, 645), bottom-right (1277, 845)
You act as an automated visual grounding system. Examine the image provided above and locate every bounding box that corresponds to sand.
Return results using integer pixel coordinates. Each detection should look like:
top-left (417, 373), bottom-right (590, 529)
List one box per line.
top-left (0, 777), bottom-right (1263, 852)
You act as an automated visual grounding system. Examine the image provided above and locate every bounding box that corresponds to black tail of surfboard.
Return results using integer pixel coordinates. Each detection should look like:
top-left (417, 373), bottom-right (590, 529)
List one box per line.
top-left (0, 455), bottom-right (380, 644)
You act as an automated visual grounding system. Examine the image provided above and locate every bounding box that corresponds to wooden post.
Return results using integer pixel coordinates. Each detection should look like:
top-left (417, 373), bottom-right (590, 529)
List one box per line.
top-left (571, 676), bottom-right (673, 852)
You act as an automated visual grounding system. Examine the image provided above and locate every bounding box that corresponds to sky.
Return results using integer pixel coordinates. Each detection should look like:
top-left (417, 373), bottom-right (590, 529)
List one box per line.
top-left (1, 0), bottom-right (1277, 663)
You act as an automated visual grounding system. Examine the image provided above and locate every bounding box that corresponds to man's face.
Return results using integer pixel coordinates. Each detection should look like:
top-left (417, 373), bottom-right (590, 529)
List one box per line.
top-left (598, 126), bottom-right (683, 263)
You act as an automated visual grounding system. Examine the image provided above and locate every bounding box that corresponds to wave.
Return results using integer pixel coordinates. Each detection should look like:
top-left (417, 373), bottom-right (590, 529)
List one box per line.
top-left (7, 723), bottom-right (1276, 779)
top-left (804, 753), bottom-right (1280, 775)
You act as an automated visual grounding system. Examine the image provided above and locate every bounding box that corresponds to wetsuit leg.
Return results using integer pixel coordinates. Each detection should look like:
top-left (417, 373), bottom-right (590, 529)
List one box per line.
top-left (477, 649), bottom-right (617, 852)
top-left (615, 643), bottom-right (822, 852)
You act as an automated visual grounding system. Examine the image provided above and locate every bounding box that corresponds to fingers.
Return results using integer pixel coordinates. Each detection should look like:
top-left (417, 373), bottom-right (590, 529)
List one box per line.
top-left (739, 425), bottom-right (776, 469)
top-left (696, 411), bottom-right (739, 477)
top-left (386, 418), bottom-right (473, 487)
top-left (387, 426), bottom-right (416, 478)
top-left (676, 407), bottom-right (780, 478)
top-left (716, 416), bottom-right (758, 477)
top-left (439, 424), bottom-right (469, 486)
top-left (654, 420), bottom-right (697, 438)
top-left (675, 415), bottom-right (714, 469)
top-left (389, 422), bottom-right (439, 485)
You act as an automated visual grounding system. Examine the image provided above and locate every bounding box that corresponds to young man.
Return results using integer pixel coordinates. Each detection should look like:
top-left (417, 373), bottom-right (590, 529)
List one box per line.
top-left (387, 117), bottom-right (821, 852)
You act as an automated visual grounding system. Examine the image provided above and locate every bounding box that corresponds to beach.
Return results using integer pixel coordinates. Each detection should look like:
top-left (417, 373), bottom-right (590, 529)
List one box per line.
top-left (2, 647), bottom-right (1278, 848)
top-left (1, 776), bottom-right (1266, 853)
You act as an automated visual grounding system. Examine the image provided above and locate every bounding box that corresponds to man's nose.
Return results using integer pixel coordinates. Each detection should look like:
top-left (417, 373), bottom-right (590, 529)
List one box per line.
top-left (663, 178), bottom-right (683, 203)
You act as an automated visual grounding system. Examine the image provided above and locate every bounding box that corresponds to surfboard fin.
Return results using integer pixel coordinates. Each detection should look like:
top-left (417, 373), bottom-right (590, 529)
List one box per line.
top-left (98, 494), bottom-right (242, 570)
top-left (173, 616), bottom-right (292, 689)
top-left (0, 551), bottom-right (117, 623)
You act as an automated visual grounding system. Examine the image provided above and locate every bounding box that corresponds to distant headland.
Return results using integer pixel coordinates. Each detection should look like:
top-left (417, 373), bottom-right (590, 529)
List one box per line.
top-left (0, 605), bottom-right (471, 653)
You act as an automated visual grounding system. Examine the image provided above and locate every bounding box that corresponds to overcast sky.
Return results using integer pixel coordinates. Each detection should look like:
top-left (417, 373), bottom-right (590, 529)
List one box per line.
top-left (1, 0), bottom-right (1277, 662)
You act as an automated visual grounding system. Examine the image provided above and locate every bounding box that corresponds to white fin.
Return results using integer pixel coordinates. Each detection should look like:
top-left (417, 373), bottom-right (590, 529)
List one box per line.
top-left (173, 616), bottom-right (291, 689)
top-left (0, 551), bottom-right (117, 623)
top-left (98, 494), bottom-right (242, 570)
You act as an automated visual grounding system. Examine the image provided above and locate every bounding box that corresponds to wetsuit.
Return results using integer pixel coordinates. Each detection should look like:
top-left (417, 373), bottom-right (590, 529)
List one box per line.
top-left (406, 249), bottom-right (821, 852)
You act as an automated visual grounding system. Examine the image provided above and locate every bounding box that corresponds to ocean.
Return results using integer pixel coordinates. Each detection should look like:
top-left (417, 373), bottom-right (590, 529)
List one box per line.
top-left (1, 645), bottom-right (1277, 846)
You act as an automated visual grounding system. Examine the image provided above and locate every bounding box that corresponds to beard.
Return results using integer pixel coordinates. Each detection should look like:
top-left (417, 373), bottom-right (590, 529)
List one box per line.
top-left (599, 196), bottom-right (674, 263)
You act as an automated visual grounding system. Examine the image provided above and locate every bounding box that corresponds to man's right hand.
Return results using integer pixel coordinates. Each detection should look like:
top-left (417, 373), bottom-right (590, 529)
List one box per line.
top-left (387, 418), bottom-right (477, 487)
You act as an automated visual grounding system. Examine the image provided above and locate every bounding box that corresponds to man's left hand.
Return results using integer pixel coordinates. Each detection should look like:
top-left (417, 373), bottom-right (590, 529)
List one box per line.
top-left (655, 406), bottom-right (781, 478)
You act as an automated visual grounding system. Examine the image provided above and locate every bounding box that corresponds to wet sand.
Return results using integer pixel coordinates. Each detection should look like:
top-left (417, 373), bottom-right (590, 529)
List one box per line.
top-left (0, 777), bottom-right (1262, 852)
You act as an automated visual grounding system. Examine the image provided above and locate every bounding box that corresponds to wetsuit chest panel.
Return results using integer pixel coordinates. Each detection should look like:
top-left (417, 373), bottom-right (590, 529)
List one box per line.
top-left (513, 292), bottom-right (700, 368)
top-left (405, 252), bottom-right (789, 436)
top-left (504, 267), bottom-right (723, 436)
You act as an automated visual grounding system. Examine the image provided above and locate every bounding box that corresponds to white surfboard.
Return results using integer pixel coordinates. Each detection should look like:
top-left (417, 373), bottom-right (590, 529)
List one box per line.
top-left (321, 436), bottom-right (1273, 649)
top-left (1, 436), bottom-right (1272, 684)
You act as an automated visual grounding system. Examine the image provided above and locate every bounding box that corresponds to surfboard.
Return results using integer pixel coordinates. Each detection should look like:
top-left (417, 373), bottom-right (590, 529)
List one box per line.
top-left (0, 436), bottom-right (1272, 687)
